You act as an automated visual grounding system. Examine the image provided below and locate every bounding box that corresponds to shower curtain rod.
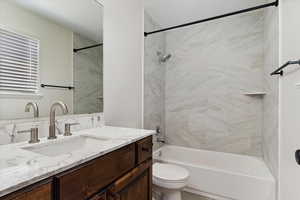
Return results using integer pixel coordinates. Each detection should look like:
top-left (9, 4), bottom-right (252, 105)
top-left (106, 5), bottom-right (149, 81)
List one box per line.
top-left (73, 43), bottom-right (103, 53)
top-left (144, 0), bottom-right (278, 37)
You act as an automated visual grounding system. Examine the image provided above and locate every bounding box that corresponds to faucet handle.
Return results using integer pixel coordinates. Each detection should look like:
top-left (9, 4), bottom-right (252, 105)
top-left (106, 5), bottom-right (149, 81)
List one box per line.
top-left (18, 128), bottom-right (40, 144)
top-left (64, 123), bottom-right (80, 136)
top-left (156, 137), bottom-right (166, 144)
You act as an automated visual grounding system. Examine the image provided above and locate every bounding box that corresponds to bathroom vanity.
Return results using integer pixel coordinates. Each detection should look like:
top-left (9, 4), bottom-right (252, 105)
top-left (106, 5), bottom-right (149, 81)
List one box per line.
top-left (0, 127), bottom-right (154, 200)
top-left (0, 0), bottom-right (154, 199)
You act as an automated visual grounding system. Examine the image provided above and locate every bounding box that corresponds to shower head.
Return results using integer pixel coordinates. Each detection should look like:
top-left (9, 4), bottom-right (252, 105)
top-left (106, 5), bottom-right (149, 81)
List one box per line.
top-left (160, 54), bottom-right (172, 63)
top-left (157, 51), bottom-right (172, 63)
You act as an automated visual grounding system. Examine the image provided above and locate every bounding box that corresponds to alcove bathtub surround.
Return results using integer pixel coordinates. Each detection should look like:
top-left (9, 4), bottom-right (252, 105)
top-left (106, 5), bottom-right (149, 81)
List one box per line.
top-left (145, 10), bottom-right (267, 156)
top-left (144, 2), bottom-right (279, 200)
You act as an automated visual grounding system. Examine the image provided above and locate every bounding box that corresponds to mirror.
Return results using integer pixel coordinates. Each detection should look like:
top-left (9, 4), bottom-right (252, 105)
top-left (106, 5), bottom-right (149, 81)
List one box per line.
top-left (0, 0), bottom-right (103, 120)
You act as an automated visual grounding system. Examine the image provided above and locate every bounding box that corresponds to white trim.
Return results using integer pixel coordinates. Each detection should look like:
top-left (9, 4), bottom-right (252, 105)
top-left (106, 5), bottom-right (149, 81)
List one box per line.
top-left (184, 187), bottom-right (233, 200)
top-left (0, 91), bottom-right (43, 99)
top-left (0, 25), bottom-right (41, 43)
top-left (94, 0), bottom-right (104, 6)
top-left (243, 92), bottom-right (267, 96)
top-left (0, 113), bottom-right (104, 127)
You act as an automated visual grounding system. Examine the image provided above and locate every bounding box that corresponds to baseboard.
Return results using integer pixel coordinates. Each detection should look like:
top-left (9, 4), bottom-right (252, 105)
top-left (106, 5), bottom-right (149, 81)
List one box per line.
top-left (184, 187), bottom-right (234, 200)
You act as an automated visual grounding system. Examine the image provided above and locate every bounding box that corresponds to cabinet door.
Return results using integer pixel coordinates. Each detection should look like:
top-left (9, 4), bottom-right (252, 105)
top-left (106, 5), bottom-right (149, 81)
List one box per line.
top-left (108, 160), bottom-right (152, 200)
top-left (118, 171), bottom-right (149, 200)
top-left (55, 144), bottom-right (135, 200)
top-left (136, 136), bottom-right (153, 164)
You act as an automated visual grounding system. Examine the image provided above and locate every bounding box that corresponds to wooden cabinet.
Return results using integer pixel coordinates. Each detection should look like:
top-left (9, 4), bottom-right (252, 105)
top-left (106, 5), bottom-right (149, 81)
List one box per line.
top-left (114, 171), bottom-right (150, 200)
top-left (0, 181), bottom-right (52, 200)
top-left (54, 144), bottom-right (135, 200)
top-left (136, 136), bottom-right (153, 164)
top-left (107, 159), bottom-right (152, 200)
top-left (90, 192), bottom-right (106, 200)
top-left (1, 136), bottom-right (152, 200)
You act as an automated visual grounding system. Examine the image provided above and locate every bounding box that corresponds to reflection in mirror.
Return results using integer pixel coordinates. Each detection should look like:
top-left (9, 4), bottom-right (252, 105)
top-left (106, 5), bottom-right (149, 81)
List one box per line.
top-left (0, 0), bottom-right (103, 120)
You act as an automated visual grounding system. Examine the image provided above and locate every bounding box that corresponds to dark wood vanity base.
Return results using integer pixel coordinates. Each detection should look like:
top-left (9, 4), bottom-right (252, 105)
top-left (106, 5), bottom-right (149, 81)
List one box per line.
top-left (0, 136), bottom-right (153, 200)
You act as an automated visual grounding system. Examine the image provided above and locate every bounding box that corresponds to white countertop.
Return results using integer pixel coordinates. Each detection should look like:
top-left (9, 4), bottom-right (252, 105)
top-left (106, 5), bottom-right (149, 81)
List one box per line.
top-left (0, 126), bottom-right (155, 197)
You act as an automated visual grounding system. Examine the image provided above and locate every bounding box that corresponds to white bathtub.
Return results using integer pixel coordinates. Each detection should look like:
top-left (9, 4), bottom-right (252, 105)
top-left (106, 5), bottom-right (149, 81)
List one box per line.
top-left (153, 145), bottom-right (275, 200)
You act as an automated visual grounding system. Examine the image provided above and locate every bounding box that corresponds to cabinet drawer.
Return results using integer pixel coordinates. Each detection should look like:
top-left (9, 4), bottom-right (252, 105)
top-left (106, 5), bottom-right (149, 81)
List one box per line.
top-left (55, 144), bottom-right (135, 200)
top-left (108, 160), bottom-right (152, 200)
top-left (1, 181), bottom-right (52, 200)
top-left (90, 192), bottom-right (106, 200)
top-left (136, 136), bottom-right (153, 164)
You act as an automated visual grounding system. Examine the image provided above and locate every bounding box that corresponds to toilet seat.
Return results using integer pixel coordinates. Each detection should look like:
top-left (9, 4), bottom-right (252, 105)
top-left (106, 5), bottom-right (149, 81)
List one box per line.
top-left (153, 163), bottom-right (189, 189)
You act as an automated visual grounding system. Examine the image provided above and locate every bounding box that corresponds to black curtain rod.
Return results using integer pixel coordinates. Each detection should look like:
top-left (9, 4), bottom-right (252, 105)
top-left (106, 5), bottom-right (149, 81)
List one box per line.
top-left (73, 43), bottom-right (103, 53)
top-left (144, 1), bottom-right (278, 36)
top-left (41, 84), bottom-right (74, 90)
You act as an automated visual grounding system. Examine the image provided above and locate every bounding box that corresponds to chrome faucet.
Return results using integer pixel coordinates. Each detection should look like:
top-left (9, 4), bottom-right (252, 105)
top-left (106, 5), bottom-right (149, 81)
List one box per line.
top-left (25, 102), bottom-right (39, 118)
top-left (48, 101), bottom-right (68, 140)
top-left (18, 128), bottom-right (40, 144)
top-left (156, 126), bottom-right (166, 144)
top-left (22, 102), bottom-right (40, 143)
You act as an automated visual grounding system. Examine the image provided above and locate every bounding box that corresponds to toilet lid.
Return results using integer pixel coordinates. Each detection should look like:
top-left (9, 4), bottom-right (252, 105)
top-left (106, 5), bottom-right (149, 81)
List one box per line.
top-left (153, 163), bottom-right (189, 182)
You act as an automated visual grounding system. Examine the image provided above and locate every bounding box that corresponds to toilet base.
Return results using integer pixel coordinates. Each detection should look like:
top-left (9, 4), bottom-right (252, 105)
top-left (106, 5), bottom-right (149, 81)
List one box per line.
top-left (153, 185), bottom-right (182, 200)
top-left (162, 190), bottom-right (181, 200)
top-left (153, 163), bottom-right (189, 200)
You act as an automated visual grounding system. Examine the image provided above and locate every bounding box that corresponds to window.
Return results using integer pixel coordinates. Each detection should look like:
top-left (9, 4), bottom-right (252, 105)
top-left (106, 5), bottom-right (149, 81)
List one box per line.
top-left (0, 27), bottom-right (39, 95)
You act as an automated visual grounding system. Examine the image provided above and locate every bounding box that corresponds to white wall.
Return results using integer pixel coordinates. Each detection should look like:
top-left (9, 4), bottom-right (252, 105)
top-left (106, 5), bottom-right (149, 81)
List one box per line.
top-left (103, 0), bottom-right (144, 128)
top-left (279, 0), bottom-right (300, 199)
top-left (262, 0), bottom-right (279, 183)
top-left (0, 1), bottom-right (73, 120)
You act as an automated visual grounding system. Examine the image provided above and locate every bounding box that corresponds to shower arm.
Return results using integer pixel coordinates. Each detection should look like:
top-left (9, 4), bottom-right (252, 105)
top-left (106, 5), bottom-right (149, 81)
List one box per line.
top-left (270, 60), bottom-right (300, 76)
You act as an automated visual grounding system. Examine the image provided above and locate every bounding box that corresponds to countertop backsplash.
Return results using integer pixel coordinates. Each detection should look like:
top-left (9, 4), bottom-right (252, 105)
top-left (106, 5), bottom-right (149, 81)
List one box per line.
top-left (0, 113), bottom-right (104, 145)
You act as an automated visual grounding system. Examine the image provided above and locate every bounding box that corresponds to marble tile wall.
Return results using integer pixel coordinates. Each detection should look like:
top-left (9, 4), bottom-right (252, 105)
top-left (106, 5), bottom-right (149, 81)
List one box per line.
top-left (262, 0), bottom-right (279, 179)
top-left (73, 33), bottom-right (103, 114)
top-left (0, 113), bottom-right (104, 145)
top-left (144, 12), bottom-right (166, 150)
top-left (164, 11), bottom-right (265, 157)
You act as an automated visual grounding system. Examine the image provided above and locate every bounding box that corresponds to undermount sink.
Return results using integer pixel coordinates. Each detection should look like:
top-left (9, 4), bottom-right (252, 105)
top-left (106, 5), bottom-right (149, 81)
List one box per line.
top-left (21, 135), bottom-right (111, 157)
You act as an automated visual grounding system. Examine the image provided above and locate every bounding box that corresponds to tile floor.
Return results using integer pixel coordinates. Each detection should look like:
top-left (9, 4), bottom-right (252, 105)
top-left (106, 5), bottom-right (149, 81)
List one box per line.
top-left (182, 192), bottom-right (215, 200)
top-left (153, 192), bottom-right (215, 200)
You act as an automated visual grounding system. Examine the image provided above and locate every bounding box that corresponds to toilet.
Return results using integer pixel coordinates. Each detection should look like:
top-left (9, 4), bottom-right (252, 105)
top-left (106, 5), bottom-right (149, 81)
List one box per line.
top-left (153, 163), bottom-right (189, 200)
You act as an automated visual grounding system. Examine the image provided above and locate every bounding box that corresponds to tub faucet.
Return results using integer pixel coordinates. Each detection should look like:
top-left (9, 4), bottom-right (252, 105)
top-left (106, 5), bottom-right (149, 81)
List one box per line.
top-left (157, 137), bottom-right (166, 144)
top-left (48, 101), bottom-right (68, 140)
top-left (25, 102), bottom-right (39, 118)
top-left (156, 125), bottom-right (166, 144)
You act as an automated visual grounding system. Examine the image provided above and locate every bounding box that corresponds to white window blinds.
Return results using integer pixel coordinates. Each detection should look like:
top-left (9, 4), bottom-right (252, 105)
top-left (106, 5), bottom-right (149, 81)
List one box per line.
top-left (0, 28), bottom-right (39, 94)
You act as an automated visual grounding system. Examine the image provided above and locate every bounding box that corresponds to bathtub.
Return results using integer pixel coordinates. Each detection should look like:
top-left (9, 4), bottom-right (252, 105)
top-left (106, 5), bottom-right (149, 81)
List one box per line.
top-left (153, 145), bottom-right (275, 200)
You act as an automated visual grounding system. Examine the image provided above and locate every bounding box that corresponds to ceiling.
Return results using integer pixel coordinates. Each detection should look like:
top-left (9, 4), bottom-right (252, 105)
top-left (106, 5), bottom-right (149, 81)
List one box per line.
top-left (10, 0), bottom-right (103, 42)
top-left (145, 0), bottom-right (267, 29)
